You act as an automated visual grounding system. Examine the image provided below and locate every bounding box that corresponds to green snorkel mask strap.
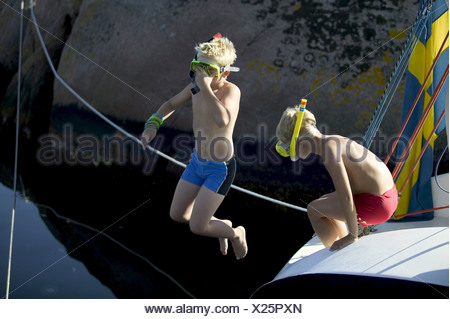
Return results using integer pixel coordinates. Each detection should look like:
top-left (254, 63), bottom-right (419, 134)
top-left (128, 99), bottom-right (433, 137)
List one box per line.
top-left (189, 33), bottom-right (222, 95)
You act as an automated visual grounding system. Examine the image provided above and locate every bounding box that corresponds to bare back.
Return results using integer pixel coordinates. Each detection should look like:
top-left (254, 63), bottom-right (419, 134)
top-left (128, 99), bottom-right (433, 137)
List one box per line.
top-left (323, 135), bottom-right (394, 195)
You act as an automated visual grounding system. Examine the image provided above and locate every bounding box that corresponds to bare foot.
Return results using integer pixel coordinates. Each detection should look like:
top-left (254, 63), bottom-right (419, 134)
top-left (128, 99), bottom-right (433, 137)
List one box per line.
top-left (219, 220), bottom-right (232, 256)
top-left (230, 226), bottom-right (248, 260)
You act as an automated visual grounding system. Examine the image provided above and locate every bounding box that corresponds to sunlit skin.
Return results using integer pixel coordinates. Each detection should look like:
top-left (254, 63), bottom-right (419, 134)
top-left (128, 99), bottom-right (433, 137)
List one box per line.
top-left (141, 53), bottom-right (247, 259)
top-left (296, 131), bottom-right (395, 251)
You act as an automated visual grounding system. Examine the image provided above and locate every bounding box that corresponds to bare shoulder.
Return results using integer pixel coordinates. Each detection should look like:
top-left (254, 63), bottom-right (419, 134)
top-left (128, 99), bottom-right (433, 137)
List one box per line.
top-left (221, 81), bottom-right (241, 97)
top-left (218, 81), bottom-right (241, 108)
top-left (227, 81), bottom-right (240, 91)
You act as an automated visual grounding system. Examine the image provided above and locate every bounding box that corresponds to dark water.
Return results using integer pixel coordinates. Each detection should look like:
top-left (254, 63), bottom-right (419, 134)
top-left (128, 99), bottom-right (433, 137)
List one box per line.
top-left (0, 182), bottom-right (115, 298)
top-left (1, 109), bottom-right (447, 299)
top-left (0, 122), bottom-right (323, 299)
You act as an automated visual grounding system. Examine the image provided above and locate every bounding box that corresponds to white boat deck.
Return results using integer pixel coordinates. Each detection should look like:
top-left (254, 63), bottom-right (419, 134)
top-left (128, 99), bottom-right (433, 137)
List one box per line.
top-left (270, 174), bottom-right (449, 289)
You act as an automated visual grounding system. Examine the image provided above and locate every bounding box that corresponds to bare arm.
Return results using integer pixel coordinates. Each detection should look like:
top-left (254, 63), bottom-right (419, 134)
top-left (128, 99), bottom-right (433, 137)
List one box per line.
top-left (141, 85), bottom-right (192, 148)
top-left (156, 84), bottom-right (192, 119)
top-left (323, 142), bottom-right (358, 251)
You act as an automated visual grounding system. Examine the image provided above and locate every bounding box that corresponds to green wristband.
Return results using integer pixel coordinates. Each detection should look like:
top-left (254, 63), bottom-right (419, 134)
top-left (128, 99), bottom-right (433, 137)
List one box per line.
top-left (144, 113), bottom-right (163, 130)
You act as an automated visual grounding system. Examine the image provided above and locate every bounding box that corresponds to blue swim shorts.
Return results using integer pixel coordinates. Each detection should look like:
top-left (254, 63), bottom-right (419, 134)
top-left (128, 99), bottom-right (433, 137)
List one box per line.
top-left (181, 149), bottom-right (236, 195)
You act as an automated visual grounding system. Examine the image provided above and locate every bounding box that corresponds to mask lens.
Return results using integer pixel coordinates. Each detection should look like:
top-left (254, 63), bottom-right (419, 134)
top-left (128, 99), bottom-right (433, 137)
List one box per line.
top-left (201, 64), bottom-right (212, 76)
top-left (190, 61), bottom-right (220, 77)
top-left (275, 140), bottom-right (290, 157)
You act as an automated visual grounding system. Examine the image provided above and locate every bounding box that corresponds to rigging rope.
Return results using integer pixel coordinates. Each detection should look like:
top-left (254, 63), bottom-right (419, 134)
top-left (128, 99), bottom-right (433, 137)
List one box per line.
top-left (434, 145), bottom-right (449, 193)
top-left (5, 0), bottom-right (24, 300)
top-left (391, 65), bottom-right (449, 181)
top-left (362, 1), bottom-right (431, 148)
top-left (25, 0), bottom-right (450, 227)
top-left (28, 0), bottom-right (307, 213)
top-left (361, 0), bottom-right (449, 218)
top-left (384, 31), bottom-right (449, 165)
top-left (3, 0), bottom-right (444, 300)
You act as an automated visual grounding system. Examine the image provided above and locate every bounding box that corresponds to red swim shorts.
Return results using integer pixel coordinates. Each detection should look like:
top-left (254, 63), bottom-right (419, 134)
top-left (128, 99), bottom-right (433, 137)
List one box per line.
top-left (353, 185), bottom-right (398, 226)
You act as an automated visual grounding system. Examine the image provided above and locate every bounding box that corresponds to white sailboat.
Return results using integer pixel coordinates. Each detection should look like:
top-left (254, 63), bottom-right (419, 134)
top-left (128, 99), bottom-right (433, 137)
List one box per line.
top-left (252, 174), bottom-right (448, 298)
top-left (253, 0), bottom-right (449, 299)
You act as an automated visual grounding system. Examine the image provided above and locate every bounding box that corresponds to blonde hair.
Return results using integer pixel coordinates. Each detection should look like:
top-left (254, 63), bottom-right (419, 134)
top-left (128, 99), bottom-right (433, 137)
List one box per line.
top-left (195, 37), bottom-right (237, 67)
top-left (276, 107), bottom-right (317, 144)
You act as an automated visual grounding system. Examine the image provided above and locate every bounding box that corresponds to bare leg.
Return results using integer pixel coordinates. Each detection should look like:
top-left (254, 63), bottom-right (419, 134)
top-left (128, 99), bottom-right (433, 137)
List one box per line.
top-left (307, 192), bottom-right (348, 247)
top-left (169, 179), bottom-right (200, 223)
top-left (189, 186), bottom-right (247, 259)
top-left (215, 218), bottom-right (232, 256)
top-left (170, 180), bottom-right (247, 259)
top-left (170, 180), bottom-right (231, 255)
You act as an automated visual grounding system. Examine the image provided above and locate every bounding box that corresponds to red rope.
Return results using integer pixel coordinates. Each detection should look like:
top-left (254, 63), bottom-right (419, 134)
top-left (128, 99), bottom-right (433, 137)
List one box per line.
top-left (385, 32), bottom-right (449, 165)
top-left (392, 65), bottom-right (449, 181)
top-left (398, 109), bottom-right (446, 195)
top-left (392, 205), bottom-right (449, 219)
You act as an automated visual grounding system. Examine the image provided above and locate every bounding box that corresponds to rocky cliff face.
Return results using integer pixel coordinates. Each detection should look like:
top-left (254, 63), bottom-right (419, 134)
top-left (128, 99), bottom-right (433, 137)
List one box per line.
top-left (0, 1), bottom-right (447, 299)
top-left (1, 0), bottom-right (418, 141)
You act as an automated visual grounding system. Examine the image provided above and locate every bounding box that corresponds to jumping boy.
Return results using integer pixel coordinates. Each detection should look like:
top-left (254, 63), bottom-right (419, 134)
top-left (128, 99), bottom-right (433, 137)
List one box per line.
top-left (141, 35), bottom-right (247, 259)
top-left (276, 106), bottom-right (398, 251)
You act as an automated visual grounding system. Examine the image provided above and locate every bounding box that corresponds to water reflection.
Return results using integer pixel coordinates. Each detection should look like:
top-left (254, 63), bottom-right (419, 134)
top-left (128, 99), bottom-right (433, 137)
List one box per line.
top-left (0, 117), bottom-right (316, 298)
top-left (0, 182), bottom-right (115, 298)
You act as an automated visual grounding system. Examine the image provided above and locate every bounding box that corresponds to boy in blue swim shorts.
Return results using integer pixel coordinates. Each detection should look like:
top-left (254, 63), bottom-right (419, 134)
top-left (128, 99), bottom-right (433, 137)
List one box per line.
top-left (141, 35), bottom-right (247, 260)
top-left (181, 149), bottom-right (236, 196)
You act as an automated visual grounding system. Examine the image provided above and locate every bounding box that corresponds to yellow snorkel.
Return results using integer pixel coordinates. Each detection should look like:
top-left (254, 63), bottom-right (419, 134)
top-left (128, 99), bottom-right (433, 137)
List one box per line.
top-left (290, 99), bottom-right (307, 160)
top-left (275, 99), bottom-right (307, 161)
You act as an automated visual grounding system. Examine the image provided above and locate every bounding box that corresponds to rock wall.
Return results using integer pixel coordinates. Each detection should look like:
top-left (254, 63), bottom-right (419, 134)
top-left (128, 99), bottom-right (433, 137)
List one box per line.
top-left (0, 0), bottom-right (83, 137)
top-left (1, 0), bottom-right (420, 142)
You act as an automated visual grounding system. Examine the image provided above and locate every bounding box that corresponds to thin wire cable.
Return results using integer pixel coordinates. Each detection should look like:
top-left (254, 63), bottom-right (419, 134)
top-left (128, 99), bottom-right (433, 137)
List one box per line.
top-left (4, 178), bottom-right (196, 299)
top-left (24, 0), bottom-right (441, 213)
top-left (363, 1), bottom-right (429, 147)
top-left (27, 0), bottom-right (306, 212)
top-left (392, 65), bottom-right (449, 181)
top-left (1, 0), bottom-right (444, 300)
top-left (362, 2), bottom-right (430, 148)
top-left (3, 195), bottom-right (150, 299)
top-left (24, 1), bottom-right (450, 214)
top-left (434, 144), bottom-right (449, 193)
top-left (23, 0), bottom-right (450, 217)
top-left (5, 0), bottom-right (24, 300)
top-left (0, 0), bottom-right (151, 103)
top-left (398, 109), bottom-right (446, 195)
top-left (36, 202), bottom-right (196, 298)
top-left (384, 31), bottom-right (449, 165)
top-left (15, 175), bottom-right (196, 298)
top-left (363, 1), bottom-right (450, 149)
top-left (301, 25), bottom-right (416, 101)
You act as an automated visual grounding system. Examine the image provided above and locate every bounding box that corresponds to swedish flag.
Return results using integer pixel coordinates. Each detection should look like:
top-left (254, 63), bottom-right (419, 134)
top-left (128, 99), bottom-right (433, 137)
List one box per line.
top-left (394, 0), bottom-right (449, 220)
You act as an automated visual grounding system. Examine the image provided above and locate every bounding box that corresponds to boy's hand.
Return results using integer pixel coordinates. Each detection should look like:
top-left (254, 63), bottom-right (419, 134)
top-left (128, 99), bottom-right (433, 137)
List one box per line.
top-left (141, 127), bottom-right (157, 150)
top-left (329, 234), bottom-right (358, 252)
top-left (194, 65), bottom-right (213, 89)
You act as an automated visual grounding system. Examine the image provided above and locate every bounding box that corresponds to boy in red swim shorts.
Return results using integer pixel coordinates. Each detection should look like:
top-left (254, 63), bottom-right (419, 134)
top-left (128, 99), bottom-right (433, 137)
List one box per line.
top-left (353, 185), bottom-right (398, 227)
top-left (276, 106), bottom-right (398, 251)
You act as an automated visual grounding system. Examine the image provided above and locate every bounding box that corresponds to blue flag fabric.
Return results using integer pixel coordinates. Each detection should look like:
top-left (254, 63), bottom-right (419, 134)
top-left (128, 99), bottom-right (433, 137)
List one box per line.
top-left (394, 0), bottom-right (448, 220)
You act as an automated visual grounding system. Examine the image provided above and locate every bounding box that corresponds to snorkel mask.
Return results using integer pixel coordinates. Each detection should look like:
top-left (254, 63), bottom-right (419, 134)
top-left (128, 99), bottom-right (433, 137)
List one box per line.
top-left (275, 99), bottom-right (307, 161)
top-left (189, 33), bottom-right (240, 94)
top-left (190, 60), bottom-right (240, 78)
